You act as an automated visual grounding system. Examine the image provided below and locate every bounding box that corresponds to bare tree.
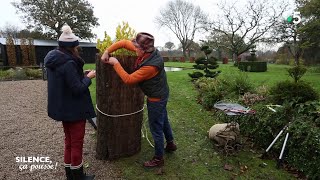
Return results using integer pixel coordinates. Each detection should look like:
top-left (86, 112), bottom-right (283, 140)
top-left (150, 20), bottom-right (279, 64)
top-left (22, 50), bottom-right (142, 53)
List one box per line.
top-left (0, 23), bottom-right (21, 38)
top-left (208, 0), bottom-right (288, 61)
top-left (155, 0), bottom-right (208, 59)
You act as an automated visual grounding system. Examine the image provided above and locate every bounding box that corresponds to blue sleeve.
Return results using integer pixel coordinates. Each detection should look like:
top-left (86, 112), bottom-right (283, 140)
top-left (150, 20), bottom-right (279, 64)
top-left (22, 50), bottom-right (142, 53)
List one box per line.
top-left (63, 61), bottom-right (92, 96)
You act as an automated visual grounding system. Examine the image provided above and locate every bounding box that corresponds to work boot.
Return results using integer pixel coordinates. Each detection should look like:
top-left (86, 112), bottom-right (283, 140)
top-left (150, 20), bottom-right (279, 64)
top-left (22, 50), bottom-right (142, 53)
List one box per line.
top-left (65, 166), bottom-right (72, 180)
top-left (165, 141), bottom-right (177, 152)
top-left (71, 166), bottom-right (95, 180)
top-left (143, 156), bottom-right (164, 167)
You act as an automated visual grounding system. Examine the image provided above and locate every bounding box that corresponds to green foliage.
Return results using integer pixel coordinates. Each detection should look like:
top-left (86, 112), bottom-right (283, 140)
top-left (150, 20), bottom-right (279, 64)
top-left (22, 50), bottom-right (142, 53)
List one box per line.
top-left (12, 0), bottom-right (99, 40)
top-left (238, 61), bottom-right (267, 72)
top-left (96, 22), bottom-right (136, 56)
top-left (85, 63), bottom-right (305, 180)
top-left (194, 72), bottom-right (254, 109)
top-left (188, 71), bottom-right (203, 79)
top-left (190, 62), bottom-right (319, 179)
top-left (188, 46), bottom-right (220, 79)
top-left (194, 77), bottom-right (225, 109)
top-left (237, 102), bottom-right (320, 180)
top-left (0, 69), bottom-right (14, 80)
top-left (25, 68), bottom-right (42, 79)
top-left (223, 71), bottom-right (254, 95)
top-left (269, 80), bottom-right (319, 105)
top-left (308, 65), bottom-right (320, 73)
top-left (0, 68), bottom-right (42, 80)
top-left (287, 65), bottom-right (307, 82)
top-left (298, 0), bottom-right (320, 55)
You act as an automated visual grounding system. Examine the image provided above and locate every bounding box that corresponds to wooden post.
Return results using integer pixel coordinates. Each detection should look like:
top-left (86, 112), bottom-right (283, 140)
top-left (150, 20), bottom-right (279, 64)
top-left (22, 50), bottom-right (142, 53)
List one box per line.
top-left (95, 55), bottom-right (144, 160)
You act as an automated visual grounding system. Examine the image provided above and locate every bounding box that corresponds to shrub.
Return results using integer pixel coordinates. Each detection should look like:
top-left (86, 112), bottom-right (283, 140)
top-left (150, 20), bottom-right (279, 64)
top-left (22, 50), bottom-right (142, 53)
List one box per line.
top-left (269, 80), bottom-right (319, 105)
top-left (286, 115), bottom-right (320, 179)
top-left (238, 61), bottom-right (267, 72)
top-left (194, 72), bottom-right (254, 109)
top-left (287, 65), bottom-right (307, 82)
top-left (308, 65), bottom-right (320, 73)
top-left (194, 78), bottom-right (225, 109)
top-left (0, 69), bottom-right (14, 80)
top-left (237, 101), bottom-right (320, 179)
top-left (222, 72), bottom-right (254, 95)
top-left (96, 21), bottom-right (136, 56)
top-left (14, 68), bottom-right (27, 80)
top-left (240, 92), bottom-right (266, 106)
top-left (25, 68), bottom-right (42, 79)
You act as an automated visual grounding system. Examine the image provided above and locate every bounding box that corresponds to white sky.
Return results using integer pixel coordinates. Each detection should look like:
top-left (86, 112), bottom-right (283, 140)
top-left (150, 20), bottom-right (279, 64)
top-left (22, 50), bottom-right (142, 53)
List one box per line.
top-left (0, 0), bottom-right (295, 49)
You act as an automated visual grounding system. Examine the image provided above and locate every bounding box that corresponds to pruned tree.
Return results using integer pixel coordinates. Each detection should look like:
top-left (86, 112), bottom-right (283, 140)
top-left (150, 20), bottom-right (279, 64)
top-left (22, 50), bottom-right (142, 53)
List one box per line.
top-left (208, 0), bottom-right (288, 62)
top-left (164, 41), bottom-right (175, 51)
top-left (155, 0), bottom-right (208, 59)
top-left (12, 0), bottom-right (99, 40)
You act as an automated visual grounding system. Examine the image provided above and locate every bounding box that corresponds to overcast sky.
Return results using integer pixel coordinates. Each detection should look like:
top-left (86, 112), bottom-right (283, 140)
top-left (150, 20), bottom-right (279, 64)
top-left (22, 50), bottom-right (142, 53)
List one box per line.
top-left (1, 0), bottom-right (294, 49)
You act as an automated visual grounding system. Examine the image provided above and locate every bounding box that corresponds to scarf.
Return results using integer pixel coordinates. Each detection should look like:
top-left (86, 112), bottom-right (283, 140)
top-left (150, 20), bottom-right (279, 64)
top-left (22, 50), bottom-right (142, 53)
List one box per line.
top-left (134, 53), bottom-right (151, 69)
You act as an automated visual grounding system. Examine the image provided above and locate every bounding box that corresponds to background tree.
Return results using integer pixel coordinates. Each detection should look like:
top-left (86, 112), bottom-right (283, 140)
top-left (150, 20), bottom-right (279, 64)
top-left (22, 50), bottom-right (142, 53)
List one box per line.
top-left (155, 0), bottom-right (208, 60)
top-left (272, 19), bottom-right (303, 65)
top-left (164, 41), bottom-right (175, 56)
top-left (0, 23), bottom-right (50, 39)
top-left (296, 0), bottom-right (320, 64)
top-left (19, 28), bottom-right (51, 40)
top-left (12, 0), bottom-right (99, 40)
top-left (0, 23), bottom-right (20, 38)
top-left (185, 40), bottom-right (201, 58)
top-left (164, 41), bottom-right (175, 51)
top-left (208, 0), bottom-right (288, 62)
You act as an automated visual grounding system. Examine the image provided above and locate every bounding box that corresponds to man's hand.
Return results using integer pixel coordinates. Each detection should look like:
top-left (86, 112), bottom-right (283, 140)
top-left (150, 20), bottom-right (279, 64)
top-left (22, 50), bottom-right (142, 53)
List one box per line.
top-left (106, 57), bottom-right (119, 66)
top-left (101, 50), bottom-right (109, 62)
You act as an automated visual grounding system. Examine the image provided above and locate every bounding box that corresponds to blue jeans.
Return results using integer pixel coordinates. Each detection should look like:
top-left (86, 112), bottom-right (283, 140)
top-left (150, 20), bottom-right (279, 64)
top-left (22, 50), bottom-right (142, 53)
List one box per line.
top-left (147, 97), bottom-right (174, 157)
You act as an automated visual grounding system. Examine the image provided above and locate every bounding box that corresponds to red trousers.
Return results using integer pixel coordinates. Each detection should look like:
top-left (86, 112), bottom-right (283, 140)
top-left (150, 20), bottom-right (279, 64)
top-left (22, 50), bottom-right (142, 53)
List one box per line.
top-left (62, 120), bottom-right (86, 169)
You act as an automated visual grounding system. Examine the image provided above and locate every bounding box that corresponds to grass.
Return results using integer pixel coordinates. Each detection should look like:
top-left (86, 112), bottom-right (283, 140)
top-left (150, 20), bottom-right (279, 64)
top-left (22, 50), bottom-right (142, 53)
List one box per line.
top-left (83, 62), bottom-right (320, 179)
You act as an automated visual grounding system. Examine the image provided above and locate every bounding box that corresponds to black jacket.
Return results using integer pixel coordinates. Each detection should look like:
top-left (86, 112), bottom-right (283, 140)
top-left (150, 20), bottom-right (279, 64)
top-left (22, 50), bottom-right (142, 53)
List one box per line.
top-left (44, 48), bottom-right (96, 122)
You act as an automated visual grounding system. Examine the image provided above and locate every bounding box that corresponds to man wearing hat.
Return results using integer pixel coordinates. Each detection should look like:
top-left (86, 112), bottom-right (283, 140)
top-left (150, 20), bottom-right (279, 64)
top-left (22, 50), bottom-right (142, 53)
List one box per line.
top-left (101, 32), bottom-right (177, 167)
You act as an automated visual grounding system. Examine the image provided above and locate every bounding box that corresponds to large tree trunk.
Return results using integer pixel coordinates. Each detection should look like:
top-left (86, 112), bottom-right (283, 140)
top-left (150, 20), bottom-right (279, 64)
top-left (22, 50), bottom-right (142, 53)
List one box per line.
top-left (95, 55), bottom-right (145, 160)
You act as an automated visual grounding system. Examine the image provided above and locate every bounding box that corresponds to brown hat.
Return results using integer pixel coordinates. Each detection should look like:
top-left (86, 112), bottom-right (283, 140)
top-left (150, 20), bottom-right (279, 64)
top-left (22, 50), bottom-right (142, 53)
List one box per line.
top-left (132, 32), bottom-right (155, 53)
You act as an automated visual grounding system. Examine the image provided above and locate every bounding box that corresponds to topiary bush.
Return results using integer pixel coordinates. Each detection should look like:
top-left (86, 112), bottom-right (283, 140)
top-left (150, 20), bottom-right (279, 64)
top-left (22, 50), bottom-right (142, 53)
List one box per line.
top-left (188, 46), bottom-right (220, 79)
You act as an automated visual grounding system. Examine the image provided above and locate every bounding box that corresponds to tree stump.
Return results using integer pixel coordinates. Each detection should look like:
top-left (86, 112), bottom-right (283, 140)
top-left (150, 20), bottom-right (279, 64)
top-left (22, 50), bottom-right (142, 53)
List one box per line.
top-left (95, 55), bottom-right (144, 160)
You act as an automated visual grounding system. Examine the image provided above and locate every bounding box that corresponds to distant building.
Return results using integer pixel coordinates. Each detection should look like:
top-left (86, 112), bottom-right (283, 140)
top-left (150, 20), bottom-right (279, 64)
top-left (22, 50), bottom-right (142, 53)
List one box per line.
top-left (0, 38), bottom-right (97, 67)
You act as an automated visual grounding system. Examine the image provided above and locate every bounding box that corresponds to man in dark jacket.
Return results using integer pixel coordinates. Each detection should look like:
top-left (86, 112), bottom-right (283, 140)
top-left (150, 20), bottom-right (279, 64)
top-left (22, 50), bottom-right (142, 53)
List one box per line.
top-left (44, 25), bottom-right (96, 180)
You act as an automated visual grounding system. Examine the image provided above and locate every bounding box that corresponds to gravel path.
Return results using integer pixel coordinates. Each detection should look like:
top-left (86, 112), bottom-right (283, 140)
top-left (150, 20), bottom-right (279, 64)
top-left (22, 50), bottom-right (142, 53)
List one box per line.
top-left (0, 80), bottom-right (121, 180)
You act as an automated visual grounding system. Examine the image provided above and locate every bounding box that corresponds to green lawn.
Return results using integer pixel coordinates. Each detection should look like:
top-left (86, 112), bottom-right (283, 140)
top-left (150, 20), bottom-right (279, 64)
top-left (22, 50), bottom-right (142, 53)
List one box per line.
top-left (84, 62), bottom-right (319, 179)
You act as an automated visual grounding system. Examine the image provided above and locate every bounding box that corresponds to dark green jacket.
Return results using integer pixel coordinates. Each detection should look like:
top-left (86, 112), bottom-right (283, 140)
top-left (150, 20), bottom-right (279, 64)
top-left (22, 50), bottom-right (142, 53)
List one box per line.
top-left (137, 49), bottom-right (169, 99)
